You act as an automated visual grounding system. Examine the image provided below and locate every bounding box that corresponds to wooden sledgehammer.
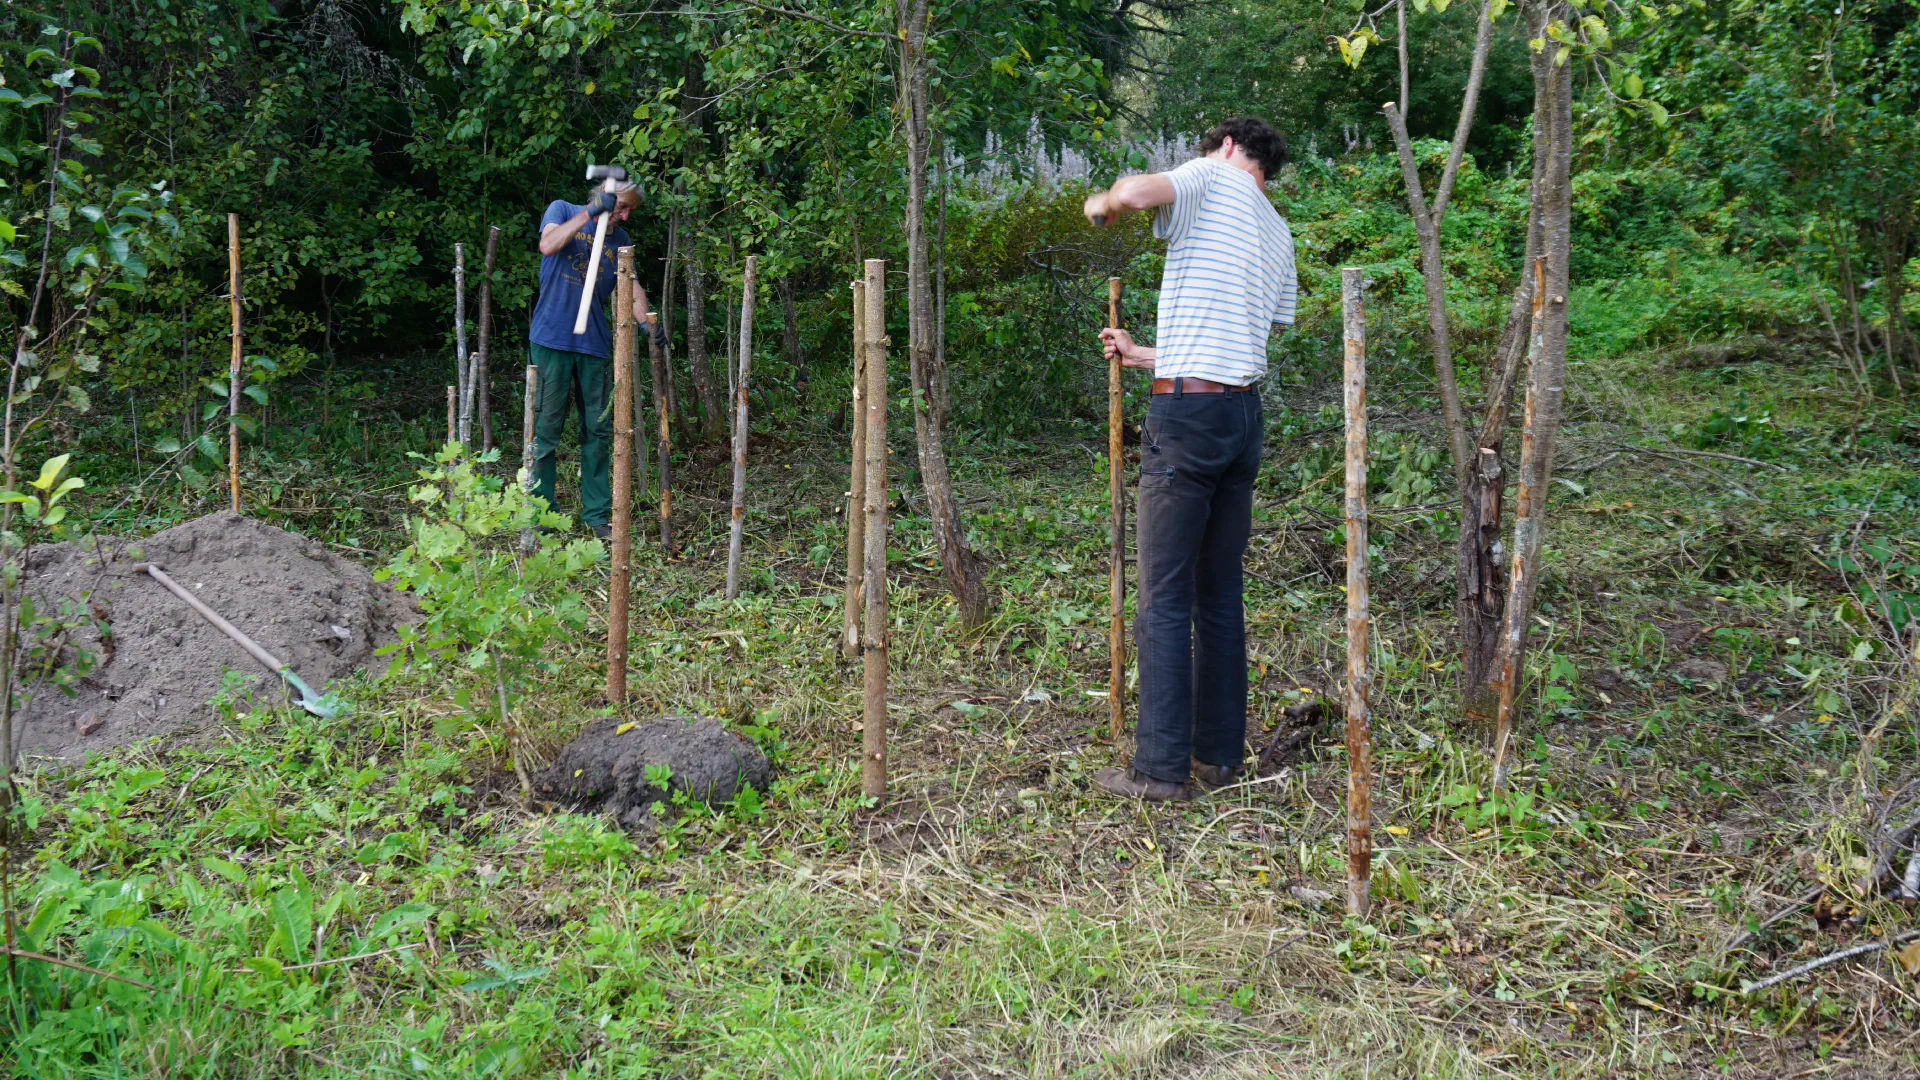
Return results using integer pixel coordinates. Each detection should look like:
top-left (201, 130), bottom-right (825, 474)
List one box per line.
top-left (573, 164), bottom-right (629, 336)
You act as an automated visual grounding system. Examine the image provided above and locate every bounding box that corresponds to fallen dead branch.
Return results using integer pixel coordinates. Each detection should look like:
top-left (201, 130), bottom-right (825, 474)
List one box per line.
top-left (1739, 928), bottom-right (1920, 995)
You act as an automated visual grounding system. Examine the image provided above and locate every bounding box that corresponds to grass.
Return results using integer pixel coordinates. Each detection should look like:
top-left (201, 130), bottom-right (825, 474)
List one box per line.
top-left (5, 336), bottom-right (1919, 1078)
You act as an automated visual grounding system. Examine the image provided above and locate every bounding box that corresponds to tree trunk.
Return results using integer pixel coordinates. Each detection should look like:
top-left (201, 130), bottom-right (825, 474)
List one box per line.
top-left (686, 252), bottom-right (724, 440)
top-left (777, 275), bottom-right (807, 396)
top-left (844, 280), bottom-right (867, 661)
top-left (862, 259), bottom-right (890, 801)
top-left (726, 257), bottom-right (756, 600)
top-left (647, 311), bottom-right (675, 552)
top-left (477, 226), bottom-right (500, 450)
top-left (607, 247), bottom-right (635, 705)
top-left (1489, 1), bottom-right (1575, 789)
top-left (454, 242), bottom-right (469, 444)
top-left (1459, 26), bottom-right (1551, 734)
top-left (1341, 266), bottom-right (1374, 919)
top-left (899, 0), bottom-right (988, 629)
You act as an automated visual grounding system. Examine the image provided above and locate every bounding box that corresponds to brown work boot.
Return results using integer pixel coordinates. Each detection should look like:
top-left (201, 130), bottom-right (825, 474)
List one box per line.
top-left (1093, 766), bottom-right (1198, 802)
top-left (1190, 758), bottom-right (1245, 792)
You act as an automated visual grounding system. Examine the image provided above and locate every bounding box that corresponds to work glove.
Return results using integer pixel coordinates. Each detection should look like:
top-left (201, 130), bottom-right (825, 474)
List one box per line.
top-left (650, 317), bottom-right (671, 355)
top-left (586, 189), bottom-right (619, 218)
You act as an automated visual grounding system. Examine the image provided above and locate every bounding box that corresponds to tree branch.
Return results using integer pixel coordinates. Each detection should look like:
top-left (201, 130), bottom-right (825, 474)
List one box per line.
top-left (730, 0), bottom-right (895, 40)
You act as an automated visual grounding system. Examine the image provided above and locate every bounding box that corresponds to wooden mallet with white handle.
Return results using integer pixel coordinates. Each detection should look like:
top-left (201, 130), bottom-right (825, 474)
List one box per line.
top-left (573, 163), bottom-right (630, 336)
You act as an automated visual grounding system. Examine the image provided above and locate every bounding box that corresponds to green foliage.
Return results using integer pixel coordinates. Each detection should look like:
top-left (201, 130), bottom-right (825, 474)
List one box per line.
top-left (377, 446), bottom-right (602, 689)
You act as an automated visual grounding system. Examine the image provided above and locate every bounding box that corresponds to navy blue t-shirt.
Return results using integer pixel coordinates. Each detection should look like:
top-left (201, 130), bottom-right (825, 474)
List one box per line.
top-left (530, 200), bottom-right (630, 358)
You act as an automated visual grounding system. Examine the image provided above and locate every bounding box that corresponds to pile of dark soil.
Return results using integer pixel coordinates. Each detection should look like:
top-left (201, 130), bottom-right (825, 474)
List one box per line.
top-left (13, 511), bottom-right (415, 765)
top-left (535, 716), bottom-right (772, 828)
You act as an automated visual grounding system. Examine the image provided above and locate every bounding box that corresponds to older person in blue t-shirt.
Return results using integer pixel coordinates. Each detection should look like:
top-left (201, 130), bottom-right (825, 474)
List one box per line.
top-left (529, 180), bottom-right (655, 539)
top-left (1083, 117), bottom-right (1297, 802)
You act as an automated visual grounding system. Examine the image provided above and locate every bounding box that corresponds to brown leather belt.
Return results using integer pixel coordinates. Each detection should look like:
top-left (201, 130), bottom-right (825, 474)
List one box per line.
top-left (1151, 376), bottom-right (1253, 395)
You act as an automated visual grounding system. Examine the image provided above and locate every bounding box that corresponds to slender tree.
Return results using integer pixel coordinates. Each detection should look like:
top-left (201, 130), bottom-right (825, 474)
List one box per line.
top-left (898, 0), bottom-right (987, 628)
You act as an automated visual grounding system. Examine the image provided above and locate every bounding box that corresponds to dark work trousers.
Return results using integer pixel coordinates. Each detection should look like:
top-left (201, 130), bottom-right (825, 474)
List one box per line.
top-left (1132, 385), bottom-right (1264, 783)
top-left (529, 342), bottom-right (613, 528)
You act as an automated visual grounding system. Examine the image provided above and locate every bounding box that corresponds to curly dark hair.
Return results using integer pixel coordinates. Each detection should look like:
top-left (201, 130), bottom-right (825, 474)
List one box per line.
top-left (1197, 117), bottom-right (1288, 180)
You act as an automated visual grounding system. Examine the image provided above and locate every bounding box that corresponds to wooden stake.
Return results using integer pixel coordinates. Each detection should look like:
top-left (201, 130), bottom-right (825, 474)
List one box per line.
top-left (607, 247), bottom-right (635, 705)
top-left (725, 256), bottom-right (756, 599)
top-left (648, 314), bottom-right (674, 552)
top-left (476, 226), bottom-right (500, 450)
top-left (227, 213), bottom-right (242, 514)
top-left (843, 279), bottom-right (868, 661)
top-left (446, 386), bottom-right (457, 444)
top-left (1489, 256), bottom-right (1549, 793)
top-left (1341, 266), bottom-right (1374, 919)
top-left (1106, 276), bottom-right (1126, 743)
top-left (518, 364), bottom-right (540, 556)
top-left (861, 259), bottom-right (889, 801)
top-left (454, 242), bottom-right (469, 444)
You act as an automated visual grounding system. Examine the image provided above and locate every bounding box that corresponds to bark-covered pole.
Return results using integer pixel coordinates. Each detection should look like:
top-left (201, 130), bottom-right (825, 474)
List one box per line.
top-left (517, 364), bottom-right (539, 557)
top-left (861, 259), bottom-right (889, 801)
top-left (725, 256), bottom-right (757, 599)
top-left (454, 242), bottom-right (469, 444)
top-left (843, 278), bottom-right (868, 661)
top-left (1106, 276), bottom-right (1126, 743)
top-left (1341, 266), bottom-right (1374, 919)
top-left (1490, 256), bottom-right (1549, 792)
top-left (646, 310), bottom-right (674, 551)
top-left (476, 226), bottom-right (500, 450)
top-left (607, 247), bottom-right (636, 705)
top-left (227, 213), bottom-right (243, 514)
top-left (446, 386), bottom-right (457, 444)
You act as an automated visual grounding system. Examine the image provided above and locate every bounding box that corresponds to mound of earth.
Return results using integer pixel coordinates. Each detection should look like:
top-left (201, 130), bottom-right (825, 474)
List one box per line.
top-left (14, 511), bottom-right (416, 765)
top-left (535, 716), bottom-right (771, 828)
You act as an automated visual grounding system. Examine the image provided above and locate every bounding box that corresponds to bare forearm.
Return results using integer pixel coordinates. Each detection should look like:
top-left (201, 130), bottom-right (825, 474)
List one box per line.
top-left (537, 209), bottom-right (594, 256)
top-left (1086, 173), bottom-right (1176, 223)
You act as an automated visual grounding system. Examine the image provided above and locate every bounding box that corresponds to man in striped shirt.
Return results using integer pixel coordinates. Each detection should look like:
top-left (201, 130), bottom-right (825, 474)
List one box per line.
top-left (1085, 117), bottom-right (1296, 801)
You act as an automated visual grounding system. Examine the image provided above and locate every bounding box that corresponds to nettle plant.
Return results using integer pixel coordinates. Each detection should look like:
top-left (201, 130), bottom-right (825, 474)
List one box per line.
top-left (376, 447), bottom-right (603, 800)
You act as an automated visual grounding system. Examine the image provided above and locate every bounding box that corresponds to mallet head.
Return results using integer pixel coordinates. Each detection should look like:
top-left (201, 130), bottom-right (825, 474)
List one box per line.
top-left (585, 164), bottom-right (629, 183)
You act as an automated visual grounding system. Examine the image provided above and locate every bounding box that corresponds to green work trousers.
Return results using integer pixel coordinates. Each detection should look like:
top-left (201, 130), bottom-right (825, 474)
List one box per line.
top-left (529, 342), bottom-right (612, 528)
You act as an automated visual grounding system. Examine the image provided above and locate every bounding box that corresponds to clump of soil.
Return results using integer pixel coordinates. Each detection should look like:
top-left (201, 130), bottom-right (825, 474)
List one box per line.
top-left (14, 511), bottom-right (416, 765)
top-left (535, 716), bottom-right (771, 828)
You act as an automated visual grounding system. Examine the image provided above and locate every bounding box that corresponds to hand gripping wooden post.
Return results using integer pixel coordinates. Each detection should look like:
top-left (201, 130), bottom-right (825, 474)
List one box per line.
top-left (725, 256), bottom-right (757, 600)
top-left (644, 311), bottom-right (674, 552)
top-left (860, 259), bottom-right (890, 801)
top-left (1341, 266), bottom-right (1374, 919)
top-left (607, 247), bottom-right (635, 705)
top-left (1106, 276), bottom-right (1126, 742)
top-left (843, 279), bottom-right (868, 661)
top-left (454, 242), bottom-right (469, 444)
top-left (227, 213), bottom-right (243, 514)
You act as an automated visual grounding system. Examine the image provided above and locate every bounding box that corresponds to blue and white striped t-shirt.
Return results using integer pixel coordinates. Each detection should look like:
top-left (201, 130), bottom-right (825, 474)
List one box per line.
top-left (1151, 157), bottom-right (1297, 385)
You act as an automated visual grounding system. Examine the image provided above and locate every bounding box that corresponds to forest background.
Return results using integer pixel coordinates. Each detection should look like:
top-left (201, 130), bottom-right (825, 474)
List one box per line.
top-left (3, 0), bottom-right (1920, 1076)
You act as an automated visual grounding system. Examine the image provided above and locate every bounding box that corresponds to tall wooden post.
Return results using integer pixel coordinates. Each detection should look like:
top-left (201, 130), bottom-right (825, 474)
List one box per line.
top-left (861, 259), bottom-right (890, 801)
top-left (475, 227), bottom-right (501, 450)
top-left (607, 248), bottom-right (635, 705)
top-left (843, 279), bottom-right (868, 661)
top-left (725, 256), bottom-right (757, 599)
top-left (518, 364), bottom-right (540, 556)
top-left (1106, 276), bottom-right (1126, 742)
top-left (446, 387), bottom-right (457, 443)
top-left (454, 243), bottom-right (469, 444)
top-left (227, 213), bottom-right (243, 514)
top-left (1341, 266), bottom-right (1374, 919)
top-left (645, 313), bottom-right (674, 551)
top-left (1490, 256), bottom-right (1551, 794)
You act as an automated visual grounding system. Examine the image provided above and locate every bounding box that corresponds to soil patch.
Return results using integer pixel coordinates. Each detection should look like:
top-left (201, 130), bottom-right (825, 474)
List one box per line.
top-left (535, 716), bottom-right (771, 828)
top-left (14, 511), bottom-right (416, 765)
